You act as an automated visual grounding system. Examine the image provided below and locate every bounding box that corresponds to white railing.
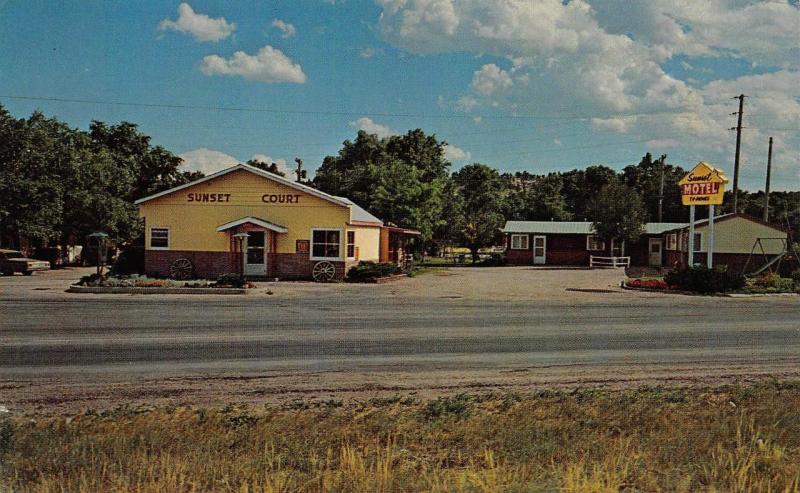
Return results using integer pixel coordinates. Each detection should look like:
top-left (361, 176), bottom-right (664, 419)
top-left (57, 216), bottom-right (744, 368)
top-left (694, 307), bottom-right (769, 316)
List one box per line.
top-left (590, 256), bottom-right (630, 268)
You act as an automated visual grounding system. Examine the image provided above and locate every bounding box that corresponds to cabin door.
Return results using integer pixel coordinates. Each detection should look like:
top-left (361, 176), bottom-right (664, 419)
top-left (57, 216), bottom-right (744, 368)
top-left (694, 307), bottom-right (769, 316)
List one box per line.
top-left (533, 235), bottom-right (546, 265)
top-left (244, 230), bottom-right (267, 277)
top-left (648, 238), bottom-right (663, 267)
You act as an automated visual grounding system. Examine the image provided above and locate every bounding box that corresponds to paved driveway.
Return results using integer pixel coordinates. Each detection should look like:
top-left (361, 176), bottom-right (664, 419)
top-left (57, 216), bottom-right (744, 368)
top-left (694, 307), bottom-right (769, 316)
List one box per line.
top-left (1, 265), bottom-right (633, 303)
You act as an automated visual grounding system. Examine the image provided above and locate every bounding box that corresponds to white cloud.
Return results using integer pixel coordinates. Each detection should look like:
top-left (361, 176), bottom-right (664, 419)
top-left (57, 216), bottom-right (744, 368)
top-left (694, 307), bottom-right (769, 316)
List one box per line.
top-left (200, 45), bottom-right (307, 83)
top-left (457, 95), bottom-right (479, 111)
top-left (553, 138), bottom-right (562, 146)
top-left (472, 116), bottom-right (482, 124)
top-left (359, 47), bottom-right (384, 58)
top-left (271, 19), bottom-right (296, 38)
top-left (159, 3), bottom-right (235, 42)
top-left (471, 64), bottom-right (512, 96)
top-left (376, 0), bottom-right (800, 188)
top-left (443, 143), bottom-right (471, 161)
top-left (250, 154), bottom-right (291, 175)
top-left (179, 148), bottom-right (240, 174)
top-left (350, 117), bottom-right (395, 138)
top-left (591, 117), bottom-right (630, 134)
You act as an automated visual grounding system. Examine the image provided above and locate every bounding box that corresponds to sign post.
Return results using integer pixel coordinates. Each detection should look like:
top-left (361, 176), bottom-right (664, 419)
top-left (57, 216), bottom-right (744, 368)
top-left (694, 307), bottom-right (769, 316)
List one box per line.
top-left (678, 162), bottom-right (728, 268)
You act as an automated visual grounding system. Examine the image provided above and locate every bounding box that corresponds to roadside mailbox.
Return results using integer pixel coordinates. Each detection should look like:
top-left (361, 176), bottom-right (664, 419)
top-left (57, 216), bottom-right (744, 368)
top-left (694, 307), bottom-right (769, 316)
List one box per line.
top-left (678, 162), bottom-right (728, 267)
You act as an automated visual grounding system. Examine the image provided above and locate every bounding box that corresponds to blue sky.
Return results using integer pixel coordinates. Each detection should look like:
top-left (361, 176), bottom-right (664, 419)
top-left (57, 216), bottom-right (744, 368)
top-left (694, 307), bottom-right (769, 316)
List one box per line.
top-left (1, 0), bottom-right (799, 190)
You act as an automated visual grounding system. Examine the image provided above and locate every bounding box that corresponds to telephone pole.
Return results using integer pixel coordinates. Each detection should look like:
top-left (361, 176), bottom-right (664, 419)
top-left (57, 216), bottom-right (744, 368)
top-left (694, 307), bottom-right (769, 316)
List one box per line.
top-left (294, 157), bottom-right (306, 183)
top-left (763, 137), bottom-right (773, 222)
top-left (731, 94), bottom-right (746, 213)
top-left (657, 154), bottom-right (667, 222)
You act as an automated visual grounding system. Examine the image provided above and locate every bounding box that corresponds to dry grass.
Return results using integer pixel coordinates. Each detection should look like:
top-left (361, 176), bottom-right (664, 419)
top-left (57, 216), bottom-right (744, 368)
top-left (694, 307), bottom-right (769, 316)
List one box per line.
top-left (2, 383), bottom-right (800, 492)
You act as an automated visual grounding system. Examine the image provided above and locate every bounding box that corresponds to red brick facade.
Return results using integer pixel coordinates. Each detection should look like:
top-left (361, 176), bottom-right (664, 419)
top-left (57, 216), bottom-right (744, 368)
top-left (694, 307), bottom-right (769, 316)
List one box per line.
top-left (505, 233), bottom-right (663, 267)
top-left (145, 250), bottom-right (237, 279)
top-left (145, 250), bottom-right (346, 280)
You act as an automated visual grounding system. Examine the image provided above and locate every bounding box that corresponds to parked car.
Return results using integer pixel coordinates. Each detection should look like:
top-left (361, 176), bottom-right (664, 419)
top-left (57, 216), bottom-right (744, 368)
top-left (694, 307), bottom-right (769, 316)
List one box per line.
top-left (0, 249), bottom-right (51, 276)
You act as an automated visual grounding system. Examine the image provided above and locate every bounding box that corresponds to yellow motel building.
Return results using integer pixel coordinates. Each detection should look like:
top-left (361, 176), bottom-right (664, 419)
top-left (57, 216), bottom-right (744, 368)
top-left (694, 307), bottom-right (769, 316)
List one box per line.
top-left (135, 163), bottom-right (419, 281)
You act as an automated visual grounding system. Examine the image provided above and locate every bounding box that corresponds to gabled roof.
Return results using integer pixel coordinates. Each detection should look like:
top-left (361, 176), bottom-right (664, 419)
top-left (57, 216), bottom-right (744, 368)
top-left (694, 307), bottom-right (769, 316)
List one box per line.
top-left (334, 196), bottom-right (383, 226)
top-left (216, 217), bottom-right (288, 233)
top-left (134, 163), bottom-right (351, 207)
top-left (503, 221), bottom-right (688, 235)
top-left (663, 213), bottom-right (787, 234)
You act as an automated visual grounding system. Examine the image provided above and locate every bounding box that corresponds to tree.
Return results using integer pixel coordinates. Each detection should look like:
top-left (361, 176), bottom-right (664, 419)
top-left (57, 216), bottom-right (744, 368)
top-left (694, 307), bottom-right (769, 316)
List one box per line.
top-left (622, 153), bottom-right (687, 222)
top-left (89, 121), bottom-right (198, 202)
top-left (561, 165), bottom-right (617, 220)
top-left (587, 180), bottom-right (647, 246)
top-left (246, 158), bottom-right (286, 177)
top-left (314, 128), bottom-right (450, 243)
top-left (451, 164), bottom-right (506, 263)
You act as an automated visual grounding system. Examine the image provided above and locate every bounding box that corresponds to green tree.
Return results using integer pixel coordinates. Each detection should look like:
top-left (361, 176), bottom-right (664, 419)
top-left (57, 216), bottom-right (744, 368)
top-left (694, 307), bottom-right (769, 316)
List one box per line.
top-left (451, 164), bottom-right (506, 263)
top-left (89, 121), bottom-right (199, 202)
top-left (246, 158), bottom-right (286, 177)
top-left (622, 153), bottom-right (687, 222)
top-left (561, 165), bottom-right (618, 220)
top-left (588, 180), bottom-right (647, 246)
top-left (314, 128), bottom-right (450, 243)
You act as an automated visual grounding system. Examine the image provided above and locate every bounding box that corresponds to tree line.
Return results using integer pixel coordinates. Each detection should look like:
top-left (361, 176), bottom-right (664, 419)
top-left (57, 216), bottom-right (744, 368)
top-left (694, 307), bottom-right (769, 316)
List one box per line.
top-left (2, 107), bottom-right (798, 258)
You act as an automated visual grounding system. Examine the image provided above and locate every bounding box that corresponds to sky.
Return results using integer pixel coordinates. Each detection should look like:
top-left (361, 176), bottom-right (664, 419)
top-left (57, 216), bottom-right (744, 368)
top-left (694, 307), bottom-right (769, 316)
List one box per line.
top-left (0, 0), bottom-right (799, 190)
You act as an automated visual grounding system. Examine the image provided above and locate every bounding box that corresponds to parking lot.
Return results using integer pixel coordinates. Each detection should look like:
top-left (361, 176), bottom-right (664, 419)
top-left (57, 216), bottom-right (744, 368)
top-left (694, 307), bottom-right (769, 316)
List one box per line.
top-left (0, 264), bottom-right (645, 303)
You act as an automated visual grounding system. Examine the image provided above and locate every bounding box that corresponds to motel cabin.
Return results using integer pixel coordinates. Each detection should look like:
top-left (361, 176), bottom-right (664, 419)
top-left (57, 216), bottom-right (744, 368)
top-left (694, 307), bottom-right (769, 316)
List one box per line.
top-left (502, 214), bottom-right (789, 272)
top-left (135, 163), bottom-right (419, 281)
top-left (503, 221), bottom-right (686, 268)
top-left (662, 213), bottom-right (788, 273)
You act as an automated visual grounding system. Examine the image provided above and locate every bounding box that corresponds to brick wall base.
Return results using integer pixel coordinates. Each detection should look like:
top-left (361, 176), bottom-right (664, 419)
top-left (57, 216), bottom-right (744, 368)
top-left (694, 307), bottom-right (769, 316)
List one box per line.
top-left (145, 250), bottom-right (236, 279)
top-left (145, 250), bottom-right (346, 281)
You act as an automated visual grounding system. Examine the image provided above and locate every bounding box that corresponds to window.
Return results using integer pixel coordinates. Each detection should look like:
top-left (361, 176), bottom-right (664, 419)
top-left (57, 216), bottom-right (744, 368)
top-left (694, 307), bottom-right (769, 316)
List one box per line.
top-left (150, 228), bottom-right (169, 249)
top-left (586, 235), bottom-right (605, 251)
top-left (347, 231), bottom-right (356, 258)
top-left (311, 229), bottom-right (341, 259)
top-left (693, 233), bottom-right (703, 252)
top-left (510, 234), bottom-right (529, 250)
top-left (667, 234), bottom-right (677, 250)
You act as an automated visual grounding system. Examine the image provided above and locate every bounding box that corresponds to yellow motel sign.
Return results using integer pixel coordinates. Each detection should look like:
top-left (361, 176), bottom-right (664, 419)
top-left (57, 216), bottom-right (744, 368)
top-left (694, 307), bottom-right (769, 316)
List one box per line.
top-left (678, 162), bottom-right (729, 206)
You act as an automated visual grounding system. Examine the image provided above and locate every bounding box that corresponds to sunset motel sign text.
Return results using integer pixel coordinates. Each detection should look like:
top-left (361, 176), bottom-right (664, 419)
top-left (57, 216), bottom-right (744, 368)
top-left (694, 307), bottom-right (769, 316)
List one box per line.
top-left (678, 162), bottom-right (729, 267)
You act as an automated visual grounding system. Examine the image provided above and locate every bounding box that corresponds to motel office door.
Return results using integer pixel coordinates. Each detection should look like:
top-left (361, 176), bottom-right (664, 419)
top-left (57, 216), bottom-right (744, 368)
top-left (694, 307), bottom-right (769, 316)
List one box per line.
top-left (533, 235), bottom-right (546, 265)
top-left (244, 231), bottom-right (267, 277)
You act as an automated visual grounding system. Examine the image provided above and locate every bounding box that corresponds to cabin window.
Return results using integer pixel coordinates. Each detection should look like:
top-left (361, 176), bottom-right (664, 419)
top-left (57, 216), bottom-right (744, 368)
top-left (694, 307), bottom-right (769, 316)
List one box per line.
top-left (510, 234), bottom-right (529, 250)
top-left (667, 234), bottom-right (677, 250)
top-left (150, 228), bottom-right (169, 249)
top-left (586, 235), bottom-right (605, 251)
top-left (347, 231), bottom-right (356, 258)
top-left (311, 229), bottom-right (341, 259)
top-left (693, 233), bottom-right (703, 252)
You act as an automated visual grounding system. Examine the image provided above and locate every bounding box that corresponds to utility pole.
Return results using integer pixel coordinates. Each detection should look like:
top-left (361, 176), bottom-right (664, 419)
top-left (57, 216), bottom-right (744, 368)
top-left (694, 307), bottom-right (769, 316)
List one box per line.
top-left (294, 157), bottom-right (306, 183)
top-left (657, 154), bottom-right (667, 223)
top-left (763, 136), bottom-right (773, 222)
top-left (730, 94), bottom-right (746, 213)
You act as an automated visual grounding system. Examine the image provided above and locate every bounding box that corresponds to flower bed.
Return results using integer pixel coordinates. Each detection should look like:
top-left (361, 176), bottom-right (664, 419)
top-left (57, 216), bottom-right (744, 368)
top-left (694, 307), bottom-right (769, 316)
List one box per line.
top-left (76, 274), bottom-right (255, 289)
top-left (625, 278), bottom-right (670, 290)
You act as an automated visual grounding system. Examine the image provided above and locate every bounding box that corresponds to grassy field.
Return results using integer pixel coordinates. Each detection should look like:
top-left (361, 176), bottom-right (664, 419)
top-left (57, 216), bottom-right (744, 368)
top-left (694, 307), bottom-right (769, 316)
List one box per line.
top-left (2, 383), bottom-right (800, 492)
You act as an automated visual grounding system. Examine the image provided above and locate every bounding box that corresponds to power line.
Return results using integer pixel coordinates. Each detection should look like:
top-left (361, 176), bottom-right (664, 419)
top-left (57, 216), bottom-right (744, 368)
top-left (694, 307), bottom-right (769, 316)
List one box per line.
top-left (0, 94), bottom-right (692, 122)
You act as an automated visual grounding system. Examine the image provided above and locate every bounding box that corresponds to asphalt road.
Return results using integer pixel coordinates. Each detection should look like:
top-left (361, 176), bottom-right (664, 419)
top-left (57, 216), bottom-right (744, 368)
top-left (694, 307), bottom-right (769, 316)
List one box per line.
top-left (2, 268), bottom-right (800, 412)
top-left (3, 295), bottom-right (799, 376)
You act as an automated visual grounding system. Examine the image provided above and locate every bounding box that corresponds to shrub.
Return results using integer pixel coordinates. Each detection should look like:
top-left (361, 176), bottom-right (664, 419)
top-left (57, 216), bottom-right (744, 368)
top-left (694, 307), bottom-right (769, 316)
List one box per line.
top-left (664, 266), bottom-right (745, 294)
top-left (791, 270), bottom-right (800, 286)
top-left (347, 261), bottom-right (402, 280)
top-left (477, 252), bottom-right (506, 266)
top-left (424, 394), bottom-right (472, 420)
top-left (214, 273), bottom-right (246, 288)
top-left (77, 273), bottom-right (105, 286)
top-left (109, 246), bottom-right (144, 275)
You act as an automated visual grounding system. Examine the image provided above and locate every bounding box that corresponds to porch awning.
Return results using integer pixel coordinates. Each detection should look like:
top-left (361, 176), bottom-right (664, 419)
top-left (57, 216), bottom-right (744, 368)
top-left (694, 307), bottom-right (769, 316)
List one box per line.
top-left (216, 216), bottom-right (288, 233)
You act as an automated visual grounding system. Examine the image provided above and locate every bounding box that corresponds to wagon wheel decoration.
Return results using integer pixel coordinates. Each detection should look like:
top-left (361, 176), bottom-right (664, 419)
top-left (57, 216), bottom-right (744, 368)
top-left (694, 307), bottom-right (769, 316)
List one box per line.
top-left (312, 261), bottom-right (336, 282)
top-left (169, 258), bottom-right (194, 280)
